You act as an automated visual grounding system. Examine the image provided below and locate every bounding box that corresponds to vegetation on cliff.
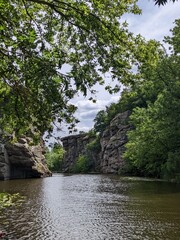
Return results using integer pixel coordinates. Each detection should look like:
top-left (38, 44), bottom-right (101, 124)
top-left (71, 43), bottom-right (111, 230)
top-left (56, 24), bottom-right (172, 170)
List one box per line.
top-left (71, 136), bottom-right (100, 173)
top-left (71, 155), bottom-right (89, 173)
top-left (45, 144), bottom-right (64, 172)
top-left (62, 130), bottom-right (101, 173)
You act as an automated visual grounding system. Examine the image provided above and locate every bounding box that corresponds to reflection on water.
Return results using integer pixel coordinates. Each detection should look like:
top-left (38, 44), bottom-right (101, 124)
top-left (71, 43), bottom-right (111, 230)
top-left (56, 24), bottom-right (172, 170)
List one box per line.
top-left (0, 174), bottom-right (180, 240)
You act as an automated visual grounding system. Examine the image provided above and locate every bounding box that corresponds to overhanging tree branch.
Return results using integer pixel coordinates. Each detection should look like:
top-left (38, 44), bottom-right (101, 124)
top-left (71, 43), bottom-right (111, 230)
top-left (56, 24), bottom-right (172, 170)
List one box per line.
top-left (154, 0), bottom-right (178, 6)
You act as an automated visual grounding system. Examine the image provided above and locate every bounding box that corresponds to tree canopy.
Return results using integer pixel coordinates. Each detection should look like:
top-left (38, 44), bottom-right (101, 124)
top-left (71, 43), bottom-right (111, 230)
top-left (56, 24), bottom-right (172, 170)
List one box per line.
top-left (1, 0), bottom-right (153, 140)
top-left (123, 20), bottom-right (180, 181)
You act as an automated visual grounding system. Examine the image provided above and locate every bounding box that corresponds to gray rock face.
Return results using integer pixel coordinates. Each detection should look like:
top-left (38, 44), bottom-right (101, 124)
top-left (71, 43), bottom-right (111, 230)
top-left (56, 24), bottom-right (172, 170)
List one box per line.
top-left (0, 144), bottom-right (10, 180)
top-left (100, 110), bottom-right (132, 173)
top-left (61, 111), bottom-right (132, 174)
top-left (0, 138), bottom-right (51, 180)
top-left (61, 133), bottom-right (96, 172)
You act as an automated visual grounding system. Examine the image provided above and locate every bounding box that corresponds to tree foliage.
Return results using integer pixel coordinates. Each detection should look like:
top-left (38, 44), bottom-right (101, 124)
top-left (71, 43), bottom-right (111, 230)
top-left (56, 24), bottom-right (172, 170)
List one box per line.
top-left (72, 154), bottom-right (89, 173)
top-left (45, 144), bottom-right (65, 171)
top-left (154, 0), bottom-right (178, 6)
top-left (124, 20), bottom-right (180, 181)
top-left (92, 20), bottom-right (180, 181)
top-left (1, 0), bottom-right (159, 140)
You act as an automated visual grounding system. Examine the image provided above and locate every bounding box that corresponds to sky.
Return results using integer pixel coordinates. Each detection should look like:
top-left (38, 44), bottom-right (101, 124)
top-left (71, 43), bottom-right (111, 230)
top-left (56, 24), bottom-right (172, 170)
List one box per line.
top-left (50, 0), bottom-right (180, 142)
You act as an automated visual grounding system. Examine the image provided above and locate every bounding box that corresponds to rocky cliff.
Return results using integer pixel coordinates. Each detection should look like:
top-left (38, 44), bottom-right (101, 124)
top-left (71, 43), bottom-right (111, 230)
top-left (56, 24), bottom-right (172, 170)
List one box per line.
top-left (61, 133), bottom-right (98, 172)
top-left (0, 137), bottom-right (51, 180)
top-left (61, 111), bottom-right (132, 174)
top-left (100, 110), bottom-right (132, 173)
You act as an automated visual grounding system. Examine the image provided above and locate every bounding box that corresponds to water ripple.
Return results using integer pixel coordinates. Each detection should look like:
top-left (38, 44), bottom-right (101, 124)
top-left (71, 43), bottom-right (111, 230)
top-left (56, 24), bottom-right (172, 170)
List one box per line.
top-left (0, 174), bottom-right (179, 239)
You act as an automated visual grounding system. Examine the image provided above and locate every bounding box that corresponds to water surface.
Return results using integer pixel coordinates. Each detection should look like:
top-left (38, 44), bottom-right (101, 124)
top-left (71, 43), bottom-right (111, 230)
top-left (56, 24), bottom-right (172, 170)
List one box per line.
top-left (0, 174), bottom-right (180, 239)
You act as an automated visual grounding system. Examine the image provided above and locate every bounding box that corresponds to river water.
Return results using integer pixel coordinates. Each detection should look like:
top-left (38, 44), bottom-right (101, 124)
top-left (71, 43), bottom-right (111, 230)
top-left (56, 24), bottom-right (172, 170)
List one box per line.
top-left (0, 174), bottom-right (180, 240)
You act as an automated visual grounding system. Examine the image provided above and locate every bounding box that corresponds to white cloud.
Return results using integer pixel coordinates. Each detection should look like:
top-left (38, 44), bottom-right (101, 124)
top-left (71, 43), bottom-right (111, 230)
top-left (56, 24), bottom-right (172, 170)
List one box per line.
top-left (76, 100), bottom-right (104, 111)
top-left (76, 96), bottom-right (120, 110)
top-left (61, 95), bottom-right (120, 135)
top-left (124, 0), bottom-right (180, 42)
top-left (75, 96), bottom-right (120, 118)
top-left (79, 110), bottom-right (99, 120)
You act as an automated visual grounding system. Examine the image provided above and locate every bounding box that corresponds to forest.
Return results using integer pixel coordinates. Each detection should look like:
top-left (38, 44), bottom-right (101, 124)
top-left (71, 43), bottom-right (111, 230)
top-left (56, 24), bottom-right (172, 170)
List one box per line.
top-left (0, 0), bottom-right (179, 181)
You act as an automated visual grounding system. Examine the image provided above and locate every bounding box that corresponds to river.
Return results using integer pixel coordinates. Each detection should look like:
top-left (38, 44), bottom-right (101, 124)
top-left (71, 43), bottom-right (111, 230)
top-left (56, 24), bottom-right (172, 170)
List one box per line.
top-left (0, 174), bottom-right (180, 240)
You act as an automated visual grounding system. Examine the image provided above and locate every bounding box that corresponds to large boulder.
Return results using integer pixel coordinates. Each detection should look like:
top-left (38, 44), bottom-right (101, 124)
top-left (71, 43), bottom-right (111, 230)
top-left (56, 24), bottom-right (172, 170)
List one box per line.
top-left (0, 138), bottom-right (51, 180)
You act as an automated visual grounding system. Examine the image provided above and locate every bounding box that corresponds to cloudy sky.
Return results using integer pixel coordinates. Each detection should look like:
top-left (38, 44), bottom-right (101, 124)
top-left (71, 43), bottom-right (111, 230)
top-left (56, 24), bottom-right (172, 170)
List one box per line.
top-left (54, 0), bottom-right (180, 140)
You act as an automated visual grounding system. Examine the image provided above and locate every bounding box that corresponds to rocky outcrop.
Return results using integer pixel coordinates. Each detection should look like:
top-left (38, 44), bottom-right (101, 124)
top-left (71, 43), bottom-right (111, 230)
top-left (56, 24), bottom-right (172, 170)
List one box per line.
top-left (0, 144), bottom-right (10, 180)
top-left (61, 133), bottom-right (98, 172)
top-left (0, 138), bottom-right (51, 180)
top-left (100, 110), bottom-right (132, 173)
top-left (61, 110), bottom-right (132, 174)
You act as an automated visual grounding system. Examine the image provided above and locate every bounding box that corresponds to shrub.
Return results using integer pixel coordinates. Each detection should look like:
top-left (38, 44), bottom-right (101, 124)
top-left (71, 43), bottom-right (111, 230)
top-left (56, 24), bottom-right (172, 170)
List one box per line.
top-left (45, 145), bottom-right (65, 172)
top-left (73, 155), bottom-right (88, 173)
